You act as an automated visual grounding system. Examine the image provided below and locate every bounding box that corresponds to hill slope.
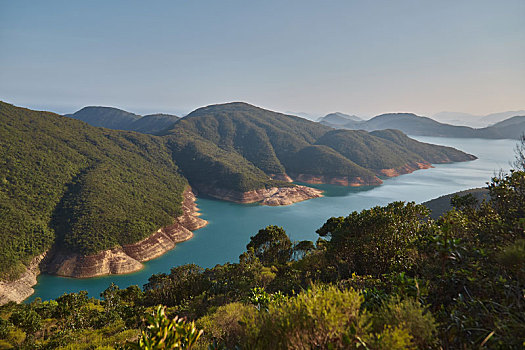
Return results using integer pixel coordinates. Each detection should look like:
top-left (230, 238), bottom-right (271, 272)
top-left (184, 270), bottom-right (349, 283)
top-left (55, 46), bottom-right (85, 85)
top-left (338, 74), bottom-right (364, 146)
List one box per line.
top-left (164, 103), bottom-right (476, 191)
top-left (483, 116), bottom-right (525, 139)
top-left (423, 188), bottom-right (490, 219)
top-left (66, 107), bottom-right (179, 134)
top-left (0, 102), bottom-right (188, 279)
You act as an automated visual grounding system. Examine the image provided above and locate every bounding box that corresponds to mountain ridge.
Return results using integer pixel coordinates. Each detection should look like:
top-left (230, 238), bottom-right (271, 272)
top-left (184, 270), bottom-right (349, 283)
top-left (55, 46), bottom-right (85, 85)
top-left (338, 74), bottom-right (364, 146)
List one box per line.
top-left (66, 106), bottom-right (180, 134)
top-left (326, 112), bottom-right (525, 139)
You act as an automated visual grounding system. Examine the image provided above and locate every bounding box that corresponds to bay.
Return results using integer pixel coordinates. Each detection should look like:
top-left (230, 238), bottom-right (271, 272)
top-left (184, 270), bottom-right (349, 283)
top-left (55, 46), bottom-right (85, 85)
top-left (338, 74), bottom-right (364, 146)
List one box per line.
top-left (29, 137), bottom-right (517, 301)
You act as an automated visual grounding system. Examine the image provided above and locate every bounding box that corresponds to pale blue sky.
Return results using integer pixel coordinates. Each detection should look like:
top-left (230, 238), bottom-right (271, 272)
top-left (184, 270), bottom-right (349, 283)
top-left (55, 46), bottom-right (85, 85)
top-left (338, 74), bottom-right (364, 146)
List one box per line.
top-left (1, 0), bottom-right (524, 117)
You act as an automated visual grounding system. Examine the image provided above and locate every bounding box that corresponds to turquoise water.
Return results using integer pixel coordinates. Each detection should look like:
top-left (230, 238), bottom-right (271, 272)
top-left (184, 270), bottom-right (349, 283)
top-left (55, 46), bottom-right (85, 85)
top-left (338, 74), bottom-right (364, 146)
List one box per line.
top-left (29, 137), bottom-right (517, 301)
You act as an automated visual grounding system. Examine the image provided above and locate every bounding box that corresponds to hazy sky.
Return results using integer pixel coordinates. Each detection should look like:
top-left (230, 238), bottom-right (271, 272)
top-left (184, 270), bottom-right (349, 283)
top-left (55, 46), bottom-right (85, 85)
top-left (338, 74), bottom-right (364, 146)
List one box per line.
top-left (1, 0), bottom-right (524, 117)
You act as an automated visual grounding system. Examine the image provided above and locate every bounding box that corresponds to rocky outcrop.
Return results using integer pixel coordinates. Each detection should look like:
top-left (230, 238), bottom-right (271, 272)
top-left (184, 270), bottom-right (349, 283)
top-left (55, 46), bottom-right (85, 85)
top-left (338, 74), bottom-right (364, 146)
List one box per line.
top-left (260, 186), bottom-right (323, 206)
top-left (196, 184), bottom-right (323, 205)
top-left (46, 248), bottom-right (143, 277)
top-left (291, 174), bottom-right (383, 186)
top-left (46, 187), bottom-right (207, 278)
top-left (377, 162), bottom-right (433, 177)
top-left (0, 252), bottom-right (50, 304)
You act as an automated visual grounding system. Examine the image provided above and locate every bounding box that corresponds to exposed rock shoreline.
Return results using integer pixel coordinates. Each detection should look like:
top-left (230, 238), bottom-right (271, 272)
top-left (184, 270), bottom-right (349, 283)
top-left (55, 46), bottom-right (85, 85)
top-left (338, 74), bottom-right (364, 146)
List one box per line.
top-left (0, 252), bottom-right (50, 304)
top-left (289, 162), bottom-right (434, 187)
top-left (199, 162), bottom-right (441, 204)
top-left (46, 188), bottom-right (207, 278)
top-left (195, 184), bottom-right (323, 205)
top-left (376, 161), bottom-right (433, 178)
top-left (0, 187), bottom-right (207, 304)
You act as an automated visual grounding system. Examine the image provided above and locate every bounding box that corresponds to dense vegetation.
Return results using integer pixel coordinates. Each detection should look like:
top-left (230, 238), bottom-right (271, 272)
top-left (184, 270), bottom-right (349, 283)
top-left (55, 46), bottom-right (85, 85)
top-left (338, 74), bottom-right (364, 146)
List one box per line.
top-left (321, 112), bottom-right (525, 139)
top-left (163, 103), bottom-right (475, 190)
top-left (68, 102), bottom-right (475, 193)
top-left (1, 161), bottom-right (523, 348)
top-left (0, 101), bottom-right (475, 280)
top-left (0, 102), bottom-right (187, 278)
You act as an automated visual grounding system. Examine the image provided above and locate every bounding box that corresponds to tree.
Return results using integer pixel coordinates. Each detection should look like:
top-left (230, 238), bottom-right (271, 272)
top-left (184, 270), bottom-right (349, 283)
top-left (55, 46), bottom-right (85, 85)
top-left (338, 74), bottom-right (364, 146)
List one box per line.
top-left (246, 226), bottom-right (292, 266)
top-left (292, 240), bottom-right (315, 260)
top-left (512, 133), bottom-right (525, 171)
top-left (317, 202), bottom-right (431, 278)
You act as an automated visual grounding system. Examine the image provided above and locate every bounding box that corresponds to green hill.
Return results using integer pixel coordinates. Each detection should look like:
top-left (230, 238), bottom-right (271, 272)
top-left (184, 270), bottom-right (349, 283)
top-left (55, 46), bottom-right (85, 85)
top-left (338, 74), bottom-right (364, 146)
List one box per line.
top-left (165, 103), bottom-right (476, 188)
top-left (0, 102), bottom-right (187, 278)
top-left (423, 187), bottom-right (490, 219)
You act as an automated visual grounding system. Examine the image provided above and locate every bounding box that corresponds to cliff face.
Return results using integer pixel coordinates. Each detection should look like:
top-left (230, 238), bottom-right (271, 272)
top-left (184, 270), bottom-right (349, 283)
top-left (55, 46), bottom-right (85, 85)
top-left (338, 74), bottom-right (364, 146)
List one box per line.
top-left (47, 187), bottom-right (207, 278)
top-left (0, 252), bottom-right (50, 304)
top-left (0, 187), bottom-right (207, 303)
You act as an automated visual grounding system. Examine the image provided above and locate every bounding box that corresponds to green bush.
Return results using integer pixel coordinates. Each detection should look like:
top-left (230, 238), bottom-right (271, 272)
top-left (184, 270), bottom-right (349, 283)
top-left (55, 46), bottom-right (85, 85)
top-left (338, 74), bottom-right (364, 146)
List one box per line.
top-left (373, 297), bottom-right (437, 349)
top-left (244, 284), bottom-right (368, 349)
top-left (197, 302), bottom-right (256, 349)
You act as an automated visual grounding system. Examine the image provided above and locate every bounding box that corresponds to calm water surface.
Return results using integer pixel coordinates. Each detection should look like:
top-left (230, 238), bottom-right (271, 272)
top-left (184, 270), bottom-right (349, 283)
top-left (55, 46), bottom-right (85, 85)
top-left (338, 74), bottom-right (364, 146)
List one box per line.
top-left (29, 137), bottom-right (516, 301)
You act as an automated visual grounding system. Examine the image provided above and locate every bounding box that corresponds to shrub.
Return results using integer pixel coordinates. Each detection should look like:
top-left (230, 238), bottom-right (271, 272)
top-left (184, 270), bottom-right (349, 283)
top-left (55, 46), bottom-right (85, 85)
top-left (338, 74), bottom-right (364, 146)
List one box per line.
top-left (197, 302), bottom-right (256, 349)
top-left (374, 297), bottom-right (437, 349)
top-left (244, 284), bottom-right (369, 349)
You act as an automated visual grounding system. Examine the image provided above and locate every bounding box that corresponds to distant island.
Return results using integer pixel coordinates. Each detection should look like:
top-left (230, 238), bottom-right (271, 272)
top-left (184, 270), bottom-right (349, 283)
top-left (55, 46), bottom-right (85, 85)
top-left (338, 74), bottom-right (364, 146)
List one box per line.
top-left (0, 101), bottom-right (476, 303)
top-left (319, 112), bottom-right (525, 139)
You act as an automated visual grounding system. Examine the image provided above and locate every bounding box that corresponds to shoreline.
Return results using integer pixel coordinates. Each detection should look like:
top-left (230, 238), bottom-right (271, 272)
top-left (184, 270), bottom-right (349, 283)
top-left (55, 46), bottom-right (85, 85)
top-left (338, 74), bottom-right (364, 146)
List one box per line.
top-left (46, 187), bottom-right (208, 279)
top-left (196, 184), bottom-right (324, 205)
top-left (0, 186), bottom-right (207, 304)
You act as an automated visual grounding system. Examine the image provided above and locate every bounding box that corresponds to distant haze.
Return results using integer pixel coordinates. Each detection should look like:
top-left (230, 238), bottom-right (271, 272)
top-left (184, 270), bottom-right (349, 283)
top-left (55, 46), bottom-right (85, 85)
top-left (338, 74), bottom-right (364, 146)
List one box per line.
top-left (0, 0), bottom-right (524, 117)
top-left (432, 110), bottom-right (525, 127)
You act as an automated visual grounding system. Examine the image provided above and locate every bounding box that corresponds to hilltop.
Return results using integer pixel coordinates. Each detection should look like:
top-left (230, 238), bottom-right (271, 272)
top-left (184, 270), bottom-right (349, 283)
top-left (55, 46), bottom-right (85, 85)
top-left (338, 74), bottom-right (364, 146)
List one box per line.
top-left (318, 112), bottom-right (362, 126)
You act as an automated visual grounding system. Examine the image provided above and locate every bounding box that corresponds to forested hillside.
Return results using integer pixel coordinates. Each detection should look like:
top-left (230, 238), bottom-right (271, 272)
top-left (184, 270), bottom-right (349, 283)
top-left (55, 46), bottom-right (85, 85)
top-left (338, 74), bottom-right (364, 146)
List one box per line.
top-left (0, 102), bottom-right (187, 279)
top-left (164, 102), bottom-right (475, 189)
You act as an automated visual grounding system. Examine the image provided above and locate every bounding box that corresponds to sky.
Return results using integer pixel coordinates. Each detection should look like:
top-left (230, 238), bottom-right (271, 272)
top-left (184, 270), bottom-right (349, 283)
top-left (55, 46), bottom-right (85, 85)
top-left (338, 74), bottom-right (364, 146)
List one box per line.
top-left (1, 0), bottom-right (524, 118)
